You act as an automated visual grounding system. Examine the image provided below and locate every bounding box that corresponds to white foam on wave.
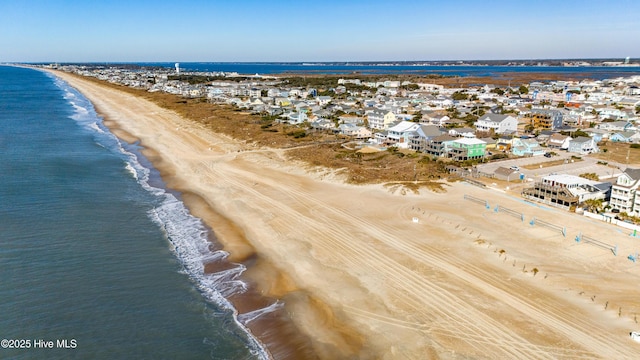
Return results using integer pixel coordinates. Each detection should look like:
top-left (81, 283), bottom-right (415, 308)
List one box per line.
top-left (147, 183), bottom-right (269, 359)
top-left (124, 162), bottom-right (138, 180)
top-left (47, 71), bottom-right (273, 359)
top-left (88, 121), bottom-right (105, 134)
top-left (238, 300), bottom-right (283, 325)
top-left (68, 100), bottom-right (89, 121)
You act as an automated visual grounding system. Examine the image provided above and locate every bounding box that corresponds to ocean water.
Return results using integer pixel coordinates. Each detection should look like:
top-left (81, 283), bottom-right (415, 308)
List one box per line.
top-left (0, 66), bottom-right (265, 359)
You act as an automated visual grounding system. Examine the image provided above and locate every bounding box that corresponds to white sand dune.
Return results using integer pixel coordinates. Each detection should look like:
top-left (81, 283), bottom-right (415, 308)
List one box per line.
top-left (51, 70), bottom-right (640, 359)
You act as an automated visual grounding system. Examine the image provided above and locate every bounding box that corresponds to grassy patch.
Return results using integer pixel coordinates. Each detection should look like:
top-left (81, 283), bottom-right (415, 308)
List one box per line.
top-left (522, 158), bottom-right (582, 170)
top-left (592, 141), bottom-right (640, 165)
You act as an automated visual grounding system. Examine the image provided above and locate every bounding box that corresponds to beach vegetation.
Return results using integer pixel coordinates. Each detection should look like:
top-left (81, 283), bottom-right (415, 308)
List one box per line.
top-left (451, 91), bottom-right (468, 100)
top-left (401, 84), bottom-right (419, 91)
top-left (418, 156), bottom-right (432, 164)
top-left (589, 141), bottom-right (640, 164)
top-left (489, 153), bottom-right (508, 160)
top-left (580, 198), bottom-right (604, 213)
top-left (286, 129), bottom-right (307, 138)
top-left (66, 70), bottom-right (551, 191)
top-left (578, 172), bottom-right (599, 181)
top-left (518, 85), bottom-right (529, 94)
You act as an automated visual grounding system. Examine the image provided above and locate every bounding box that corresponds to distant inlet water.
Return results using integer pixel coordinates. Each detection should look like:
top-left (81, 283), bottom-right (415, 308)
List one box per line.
top-left (129, 62), bottom-right (640, 79)
top-left (0, 66), bottom-right (265, 359)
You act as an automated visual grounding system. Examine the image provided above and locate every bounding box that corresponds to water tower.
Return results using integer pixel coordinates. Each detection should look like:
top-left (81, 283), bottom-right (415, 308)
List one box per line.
top-left (175, 63), bottom-right (180, 74)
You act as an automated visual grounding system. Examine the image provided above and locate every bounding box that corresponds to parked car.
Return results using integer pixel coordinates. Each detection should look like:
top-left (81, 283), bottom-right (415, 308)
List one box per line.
top-left (509, 165), bottom-right (520, 171)
top-left (544, 152), bottom-right (552, 158)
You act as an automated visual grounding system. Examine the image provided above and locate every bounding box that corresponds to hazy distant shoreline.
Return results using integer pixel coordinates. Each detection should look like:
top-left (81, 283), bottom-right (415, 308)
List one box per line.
top-left (32, 61), bottom-right (640, 80)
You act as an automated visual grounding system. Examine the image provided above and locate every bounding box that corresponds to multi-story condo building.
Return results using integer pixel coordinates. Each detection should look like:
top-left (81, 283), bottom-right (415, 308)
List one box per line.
top-left (367, 110), bottom-right (396, 130)
top-left (525, 109), bottom-right (563, 130)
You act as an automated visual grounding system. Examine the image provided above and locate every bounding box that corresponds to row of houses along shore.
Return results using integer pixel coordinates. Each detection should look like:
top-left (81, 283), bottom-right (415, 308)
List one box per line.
top-left (50, 64), bottom-right (640, 222)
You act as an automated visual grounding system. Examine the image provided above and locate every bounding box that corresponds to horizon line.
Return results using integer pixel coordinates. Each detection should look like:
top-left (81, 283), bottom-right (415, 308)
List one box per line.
top-left (5, 57), bottom-right (638, 65)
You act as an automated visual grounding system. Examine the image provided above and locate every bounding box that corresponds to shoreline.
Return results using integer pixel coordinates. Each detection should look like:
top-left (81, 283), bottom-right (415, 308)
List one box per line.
top-left (50, 70), bottom-right (353, 359)
top-left (102, 100), bottom-right (325, 358)
top-left (48, 69), bottom-right (640, 359)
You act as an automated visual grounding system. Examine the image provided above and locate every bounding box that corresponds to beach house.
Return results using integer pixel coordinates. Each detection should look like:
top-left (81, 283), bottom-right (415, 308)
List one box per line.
top-left (568, 137), bottom-right (599, 154)
top-left (367, 109), bottom-right (396, 130)
top-left (448, 138), bottom-right (487, 161)
top-left (511, 137), bottom-right (546, 157)
top-left (448, 127), bottom-right (476, 138)
top-left (547, 133), bottom-right (572, 150)
top-left (337, 123), bottom-right (372, 140)
top-left (386, 121), bottom-right (422, 149)
top-left (596, 120), bottom-right (635, 132)
top-left (424, 134), bottom-right (457, 157)
top-left (474, 113), bottom-right (518, 135)
top-left (525, 109), bottom-right (564, 130)
top-left (409, 125), bottom-right (445, 152)
top-left (610, 168), bottom-right (640, 215)
top-left (522, 174), bottom-right (611, 210)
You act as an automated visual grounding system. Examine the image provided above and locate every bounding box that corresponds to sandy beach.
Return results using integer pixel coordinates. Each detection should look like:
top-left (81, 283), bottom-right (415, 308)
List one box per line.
top-left (51, 69), bottom-right (640, 359)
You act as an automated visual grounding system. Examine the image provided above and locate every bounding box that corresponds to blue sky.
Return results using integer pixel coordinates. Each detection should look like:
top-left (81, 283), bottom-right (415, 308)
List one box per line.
top-left (1, 0), bottom-right (638, 62)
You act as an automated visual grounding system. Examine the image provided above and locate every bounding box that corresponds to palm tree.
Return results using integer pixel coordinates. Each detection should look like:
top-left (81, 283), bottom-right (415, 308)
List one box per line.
top-left (581, 199), bottom-right (604, 213)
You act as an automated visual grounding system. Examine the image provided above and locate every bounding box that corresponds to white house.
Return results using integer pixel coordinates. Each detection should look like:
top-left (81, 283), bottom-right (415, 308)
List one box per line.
top-left (337, 123), bottom-right (372, 140)
top-left (367, 110), bottom-right (397, 130)
top-left (386, 121), bottom-right (422, 149)
top-left (284, 112), bottom-right (308, 125)
top-left (448, 127), bottom-right (476, 138)
top-left (596, 121), bottom-right (635, 132)
top-left (610, 168), bottom-right (640, 215)
top-left (474, 114), bottom-right (518, 134)
top-left (568, 136), bottom-right (599, 154)
top-left (547, 133), bottom-right (572, 150)
top-left (316, 96), bottom-right (332, 106)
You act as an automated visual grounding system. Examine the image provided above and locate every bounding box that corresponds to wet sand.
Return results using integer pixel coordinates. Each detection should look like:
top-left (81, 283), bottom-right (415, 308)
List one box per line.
top-left (50, 69), bottom-right (640, 359)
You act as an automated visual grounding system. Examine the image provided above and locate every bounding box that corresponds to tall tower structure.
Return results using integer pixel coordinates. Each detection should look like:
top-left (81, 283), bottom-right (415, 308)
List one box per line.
top-left (175, 63), bottom-right (180, 74)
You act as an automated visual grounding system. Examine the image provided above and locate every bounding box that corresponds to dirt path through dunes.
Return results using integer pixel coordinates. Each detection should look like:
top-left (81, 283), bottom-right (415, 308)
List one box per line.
top-left (51, 70), bottom-right (640, 359)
